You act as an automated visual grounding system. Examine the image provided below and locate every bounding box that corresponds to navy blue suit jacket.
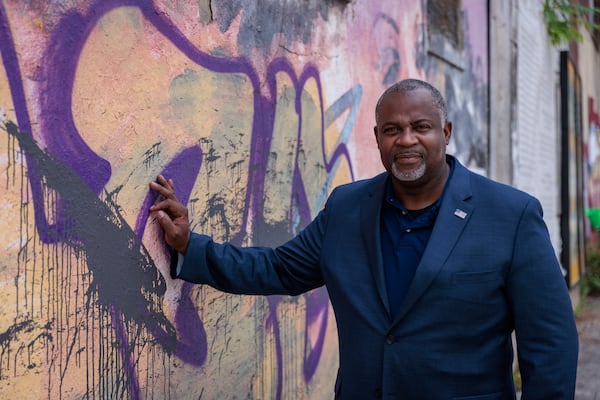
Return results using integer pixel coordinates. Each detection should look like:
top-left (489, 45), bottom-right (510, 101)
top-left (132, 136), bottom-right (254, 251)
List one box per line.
top-left (174, 156), bottom-right (578, 399)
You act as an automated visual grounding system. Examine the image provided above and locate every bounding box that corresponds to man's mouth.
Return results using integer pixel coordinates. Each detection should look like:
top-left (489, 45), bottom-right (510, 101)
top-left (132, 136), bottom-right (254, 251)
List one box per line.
top-left (394, 153), bottom-right (422, 165)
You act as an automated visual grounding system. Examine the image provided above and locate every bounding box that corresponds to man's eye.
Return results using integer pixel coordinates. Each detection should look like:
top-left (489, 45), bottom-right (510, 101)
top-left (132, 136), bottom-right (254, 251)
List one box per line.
top-left (383, 127), bottom-right (398, 134)
top-left (415, 124), bottom-right (431, 131)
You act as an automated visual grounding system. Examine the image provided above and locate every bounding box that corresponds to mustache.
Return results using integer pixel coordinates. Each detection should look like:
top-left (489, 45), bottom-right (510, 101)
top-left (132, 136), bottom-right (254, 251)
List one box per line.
top-left (393, 150), bottom-right (424, 159)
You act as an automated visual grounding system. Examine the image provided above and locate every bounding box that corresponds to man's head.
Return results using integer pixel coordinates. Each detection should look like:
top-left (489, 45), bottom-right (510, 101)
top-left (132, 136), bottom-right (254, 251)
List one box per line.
top-left (373, 79), bottom-right (452, 195)
top-left (375, 79), bottom-right (448, 125)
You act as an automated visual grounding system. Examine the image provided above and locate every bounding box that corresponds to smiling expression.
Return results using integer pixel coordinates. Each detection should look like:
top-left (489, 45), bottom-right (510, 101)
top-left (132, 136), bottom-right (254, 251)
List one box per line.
top-left (374, 88), bottom-right (452, 192)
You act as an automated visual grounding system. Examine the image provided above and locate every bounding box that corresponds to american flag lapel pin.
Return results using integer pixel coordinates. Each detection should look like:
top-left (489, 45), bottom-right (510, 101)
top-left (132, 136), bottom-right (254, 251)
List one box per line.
top-left (454, 208), bottom-right (468, 219)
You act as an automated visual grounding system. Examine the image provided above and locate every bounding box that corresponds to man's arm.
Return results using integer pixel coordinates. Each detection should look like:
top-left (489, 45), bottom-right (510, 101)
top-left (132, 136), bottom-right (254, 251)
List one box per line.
top-left (149, 174), bottom-right (326, 296)
top-left (508, 198), bottom-right (578, 399)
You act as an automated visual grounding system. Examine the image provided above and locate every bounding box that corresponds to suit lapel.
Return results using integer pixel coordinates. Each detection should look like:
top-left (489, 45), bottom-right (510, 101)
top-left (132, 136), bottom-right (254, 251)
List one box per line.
top-left (360, 173), bottom-right (391, 317)
top-left (393, 159), bottom-right (474, 324)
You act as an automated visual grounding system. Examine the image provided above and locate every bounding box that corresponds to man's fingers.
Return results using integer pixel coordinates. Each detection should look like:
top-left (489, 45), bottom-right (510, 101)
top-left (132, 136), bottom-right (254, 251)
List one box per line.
top-left (149, 176), bottom-right (178, 201)
top-left (148, 176), bottom-right (190, 253)
top-left (155, 174), bottom-right (168, 186)
top-left (149, 196), bottom-right (168, 212)
top-left (152, 209), bottom-right (190, 253)
top-left (149, 181), bottom-right (169, 197)
top-left (157, 174), bottom-right (176, 191)
top-left (150, 198), bottom-right (184, 217)
top-left (154, 210), bottom-right (174, 231)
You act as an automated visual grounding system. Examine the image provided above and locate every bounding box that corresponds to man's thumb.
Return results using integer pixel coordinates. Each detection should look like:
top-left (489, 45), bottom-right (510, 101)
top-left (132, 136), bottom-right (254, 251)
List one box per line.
top-left (156, 210), bottom-right (173, 229)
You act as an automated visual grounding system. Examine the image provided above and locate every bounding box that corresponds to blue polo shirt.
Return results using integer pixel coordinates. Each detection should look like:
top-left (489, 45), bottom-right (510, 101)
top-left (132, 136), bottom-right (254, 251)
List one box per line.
top-left (381, 159), bottom-right (454, 317)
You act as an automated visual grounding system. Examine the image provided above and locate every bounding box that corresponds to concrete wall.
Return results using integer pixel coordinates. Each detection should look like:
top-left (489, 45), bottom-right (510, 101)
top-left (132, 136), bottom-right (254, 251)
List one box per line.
top-left (488, 0), bottom-right (518, 186)
top-left (0, 1), bottom-right (488, 398)
top-left (514, 0), bottom-right (562, 260)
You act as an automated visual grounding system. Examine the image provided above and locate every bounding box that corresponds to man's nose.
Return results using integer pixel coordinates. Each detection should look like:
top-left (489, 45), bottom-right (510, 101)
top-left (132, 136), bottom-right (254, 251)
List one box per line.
top-left (394, 127), bottom-right (418, 145)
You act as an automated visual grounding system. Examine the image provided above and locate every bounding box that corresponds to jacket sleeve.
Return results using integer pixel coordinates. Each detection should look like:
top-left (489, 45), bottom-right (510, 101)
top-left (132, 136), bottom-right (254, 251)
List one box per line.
top-left (169, 205), bottom-right (328, 296)
top-left (508, 198), bottom-right (579, 399)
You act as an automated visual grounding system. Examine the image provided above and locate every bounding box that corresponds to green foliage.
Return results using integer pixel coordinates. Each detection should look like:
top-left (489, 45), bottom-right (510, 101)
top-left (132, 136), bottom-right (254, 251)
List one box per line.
top-left (543, 0), bottom-right (600, 45)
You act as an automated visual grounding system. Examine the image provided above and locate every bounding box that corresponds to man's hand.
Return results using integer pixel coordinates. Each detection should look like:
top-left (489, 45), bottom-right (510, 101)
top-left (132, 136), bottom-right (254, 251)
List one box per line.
top-left (149, 175), bottom-right (191, 255)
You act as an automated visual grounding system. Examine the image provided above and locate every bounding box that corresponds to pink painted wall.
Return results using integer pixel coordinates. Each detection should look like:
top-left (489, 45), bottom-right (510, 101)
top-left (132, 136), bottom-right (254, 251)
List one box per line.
top-left (0, 1), bottom-right (488, 398)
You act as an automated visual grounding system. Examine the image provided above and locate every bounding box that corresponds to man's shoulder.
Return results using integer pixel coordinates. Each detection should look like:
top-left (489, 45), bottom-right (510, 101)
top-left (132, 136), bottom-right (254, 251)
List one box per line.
top-left (461, 165), bottom-right (538, 206)
top-left (331, 172), bottom-right (387, 195)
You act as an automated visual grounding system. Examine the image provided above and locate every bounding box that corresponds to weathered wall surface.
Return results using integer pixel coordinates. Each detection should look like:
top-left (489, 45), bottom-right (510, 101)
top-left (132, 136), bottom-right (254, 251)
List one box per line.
top-left (0, 1), bottom-right (488, 398)
top-left (514, 1), bottom-right (562, 261)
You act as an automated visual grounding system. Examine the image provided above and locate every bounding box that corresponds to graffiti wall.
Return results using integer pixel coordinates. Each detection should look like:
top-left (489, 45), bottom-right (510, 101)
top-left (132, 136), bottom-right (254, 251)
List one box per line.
top-left (0, 0), bottom-right (488, 398)
top-left (586, 96), bottom-right (600, 232)
top-left (587, 97), bottom-right (600, 204)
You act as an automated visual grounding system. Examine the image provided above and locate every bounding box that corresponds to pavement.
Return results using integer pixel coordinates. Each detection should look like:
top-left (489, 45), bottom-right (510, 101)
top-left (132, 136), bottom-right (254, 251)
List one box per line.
top-left (575, 293), bottom-right (600, 399)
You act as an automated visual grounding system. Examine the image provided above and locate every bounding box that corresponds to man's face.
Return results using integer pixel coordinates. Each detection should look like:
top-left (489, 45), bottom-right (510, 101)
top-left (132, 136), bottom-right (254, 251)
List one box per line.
top-left (374, 88), bottom-right (451, 188)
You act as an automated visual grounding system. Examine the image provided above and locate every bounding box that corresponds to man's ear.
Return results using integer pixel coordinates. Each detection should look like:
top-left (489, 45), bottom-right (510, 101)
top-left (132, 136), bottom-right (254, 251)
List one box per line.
top-left (443, 121), bottom-right (452, 145)
top-left (373, 126), bottom-right (380, 147)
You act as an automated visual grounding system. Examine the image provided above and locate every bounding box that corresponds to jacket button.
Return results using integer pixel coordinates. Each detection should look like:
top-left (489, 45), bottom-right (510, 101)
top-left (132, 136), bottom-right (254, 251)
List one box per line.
top-left (374, 387), bottom-right (383, 398)
top-left (386, 334), bottom-right (396, 344)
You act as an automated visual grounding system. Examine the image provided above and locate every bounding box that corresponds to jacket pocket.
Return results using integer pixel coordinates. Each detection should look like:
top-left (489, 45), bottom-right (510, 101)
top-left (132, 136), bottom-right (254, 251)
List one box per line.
top-left (451, 270), bottom-right (500, 284)
top-left (448, 270), bottom-right (504, 304)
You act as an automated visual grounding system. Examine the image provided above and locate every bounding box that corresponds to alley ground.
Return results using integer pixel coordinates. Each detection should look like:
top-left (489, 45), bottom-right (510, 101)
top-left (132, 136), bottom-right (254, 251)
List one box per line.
top-left (575, 293), bottom-right (600, 399)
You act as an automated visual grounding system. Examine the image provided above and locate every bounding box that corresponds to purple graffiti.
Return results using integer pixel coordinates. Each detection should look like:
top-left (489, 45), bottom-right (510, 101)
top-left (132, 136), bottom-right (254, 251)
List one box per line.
top-left (1, 1), bottom-right (360, 398)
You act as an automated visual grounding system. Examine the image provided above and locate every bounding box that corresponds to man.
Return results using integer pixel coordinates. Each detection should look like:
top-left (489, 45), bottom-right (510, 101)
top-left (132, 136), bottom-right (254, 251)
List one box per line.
top-left (149, 79), bottom-right (578, 399)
